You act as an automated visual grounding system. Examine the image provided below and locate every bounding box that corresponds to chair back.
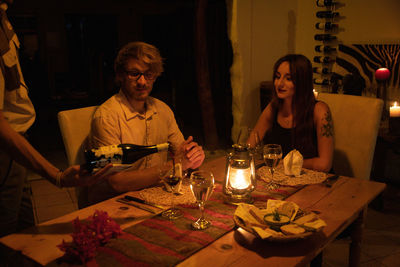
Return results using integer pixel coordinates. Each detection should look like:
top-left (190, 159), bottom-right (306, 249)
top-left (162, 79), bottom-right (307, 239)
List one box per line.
top-left (58, 106), bottom-right (98, 209)
top-left (58, 106), bottom-right (98, 166)
top-left (318, 93), bottom-right (383, 180)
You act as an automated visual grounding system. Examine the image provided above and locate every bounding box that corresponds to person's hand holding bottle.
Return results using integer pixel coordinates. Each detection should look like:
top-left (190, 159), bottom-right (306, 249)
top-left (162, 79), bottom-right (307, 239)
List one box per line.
top-left (58, 164), bottom-right (113, 187)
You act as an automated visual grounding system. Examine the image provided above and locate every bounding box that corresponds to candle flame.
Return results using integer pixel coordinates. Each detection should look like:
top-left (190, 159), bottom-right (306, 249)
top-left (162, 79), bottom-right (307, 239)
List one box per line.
top-left (390, 101), bottom-right (400, 117)
top-left (228, 168), bottom-right (251, 190)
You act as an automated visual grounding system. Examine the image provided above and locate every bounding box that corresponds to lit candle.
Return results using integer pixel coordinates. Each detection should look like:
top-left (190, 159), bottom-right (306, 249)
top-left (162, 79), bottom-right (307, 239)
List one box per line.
top-left (228, 168), bottom-right (251, 189)
top-left (313, 89), bottom-right (319, 98)
top-left (375, 68), bottom-right (391, 81)
top-left (390, 102), bottom-right (400, 117)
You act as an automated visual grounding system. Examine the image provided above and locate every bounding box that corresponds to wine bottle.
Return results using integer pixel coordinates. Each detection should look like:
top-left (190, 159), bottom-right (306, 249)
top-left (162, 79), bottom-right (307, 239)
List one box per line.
top-left (84, 143), bottom-right (170, 171)
top-left (313, 78), bottom-right (331, 86)
top-left (315, 45), bottom-right (337, 53)
top-left (315, 22), bottom-right (338, 30)
top-left (313, 67), bottom-right (330, 74)
top-left (313, 56), bottom-right (334, 64)
top-left (314, 34), bottom-right (337, 41)
top-left (316, 11), bottom-right (339, 18)
top-left (316, 0), bottom-right (337, 7)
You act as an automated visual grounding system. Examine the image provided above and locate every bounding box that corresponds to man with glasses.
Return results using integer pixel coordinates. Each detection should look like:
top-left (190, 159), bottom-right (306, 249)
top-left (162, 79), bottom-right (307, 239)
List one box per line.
top-left (86, 42), bottom-right (205, 206)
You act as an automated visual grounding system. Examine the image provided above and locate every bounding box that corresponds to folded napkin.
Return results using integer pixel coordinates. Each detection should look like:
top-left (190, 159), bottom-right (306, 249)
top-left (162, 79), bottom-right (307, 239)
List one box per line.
top-left (283, 149), bottom-right (303, 177)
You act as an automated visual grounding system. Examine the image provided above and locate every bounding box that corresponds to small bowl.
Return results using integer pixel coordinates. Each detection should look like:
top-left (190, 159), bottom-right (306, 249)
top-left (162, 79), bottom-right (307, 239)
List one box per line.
top-left (263, 213), bottom-right (290, 227)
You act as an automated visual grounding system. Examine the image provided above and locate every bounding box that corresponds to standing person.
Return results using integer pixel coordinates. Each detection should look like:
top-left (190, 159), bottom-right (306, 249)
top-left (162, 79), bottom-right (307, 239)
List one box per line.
top-left (249, 54), bottom-right (333, 172)
top-left (0, 0), bottom-right (111, 237)
top-left (87, 41), bottom-right (205, 205)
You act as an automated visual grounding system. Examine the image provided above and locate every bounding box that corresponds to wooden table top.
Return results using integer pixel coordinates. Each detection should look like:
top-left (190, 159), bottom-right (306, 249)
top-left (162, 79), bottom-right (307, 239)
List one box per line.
top-left (0, 157), bottom-right (386, 266)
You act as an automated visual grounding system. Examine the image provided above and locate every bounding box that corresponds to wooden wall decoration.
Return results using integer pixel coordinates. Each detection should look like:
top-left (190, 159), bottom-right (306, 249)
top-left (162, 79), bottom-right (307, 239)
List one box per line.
top-left (333, 44), bottom-right (400, 99)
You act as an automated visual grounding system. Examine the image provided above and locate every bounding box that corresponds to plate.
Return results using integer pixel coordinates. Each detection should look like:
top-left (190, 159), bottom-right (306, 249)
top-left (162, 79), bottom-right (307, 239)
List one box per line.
top-left (234, 216), bottom-right (316, 242)
top-left (233, 206), bottom-right (325, 242)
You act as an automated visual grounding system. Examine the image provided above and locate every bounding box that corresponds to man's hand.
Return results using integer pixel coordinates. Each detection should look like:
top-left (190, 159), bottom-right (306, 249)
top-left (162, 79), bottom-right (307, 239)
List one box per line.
top-left (179, 136), bottom-right (205, 170)
top-left (60, 164), bottom-right (113, 187)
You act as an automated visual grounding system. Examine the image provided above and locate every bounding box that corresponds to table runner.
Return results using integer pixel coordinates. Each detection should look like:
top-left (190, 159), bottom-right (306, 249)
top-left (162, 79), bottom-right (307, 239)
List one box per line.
top-left (85, 181), bottom-right (303, 267)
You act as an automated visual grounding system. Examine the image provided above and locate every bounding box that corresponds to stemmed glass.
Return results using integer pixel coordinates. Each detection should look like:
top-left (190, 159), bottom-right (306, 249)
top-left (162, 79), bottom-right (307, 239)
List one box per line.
top-left (161, 158), bottom-right (183, 220)
top-left (248, 128), bottom-right (263, 160)
top-left (263, 144), bottom-right (283, 190)
top-left (237, 127), bottom-right (263, 160)
top-left (189, 170), bottom-right (215, 230)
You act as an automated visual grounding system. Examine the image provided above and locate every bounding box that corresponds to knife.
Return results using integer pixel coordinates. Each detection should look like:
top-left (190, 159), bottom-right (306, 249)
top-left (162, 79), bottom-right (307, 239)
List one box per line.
top-left (123, 195), bottom-right (165, 210)
top-left (117, 198), bottom-right (160, 214)
top-left (323, 174), bottom-right (339, 187)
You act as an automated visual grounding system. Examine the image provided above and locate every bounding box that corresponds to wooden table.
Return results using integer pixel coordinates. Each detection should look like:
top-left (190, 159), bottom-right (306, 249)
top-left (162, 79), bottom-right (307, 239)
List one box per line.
top-left (0, 157), bottom-right (386, 267)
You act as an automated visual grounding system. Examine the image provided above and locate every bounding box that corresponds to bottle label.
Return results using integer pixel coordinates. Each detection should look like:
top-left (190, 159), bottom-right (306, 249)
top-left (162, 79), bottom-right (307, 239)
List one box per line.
top-left (93, 145), bottom-right (123, 160)
top-left (156, 143), bottom-right (169, 152)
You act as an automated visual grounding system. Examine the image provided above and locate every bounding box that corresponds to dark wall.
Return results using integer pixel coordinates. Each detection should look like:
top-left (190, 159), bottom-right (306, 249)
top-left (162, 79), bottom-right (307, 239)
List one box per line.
top-left (8, 0), bottom-right (233, 150)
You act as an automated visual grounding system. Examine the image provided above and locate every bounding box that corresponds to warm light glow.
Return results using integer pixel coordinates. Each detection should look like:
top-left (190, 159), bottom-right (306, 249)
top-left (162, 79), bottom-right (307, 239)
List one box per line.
top-left (228, 167), bottom-right (251, 189)
top-left (390, 101), bottom-right (400, 117)
top-left (313, 89), bottom-right (319, 98)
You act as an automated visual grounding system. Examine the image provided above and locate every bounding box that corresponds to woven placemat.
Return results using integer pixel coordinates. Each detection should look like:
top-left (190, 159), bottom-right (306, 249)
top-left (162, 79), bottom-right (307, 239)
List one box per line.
top-left (257, 164), bottom-right (327, 186)
top-left (139, 184), bottom-right (196, 206)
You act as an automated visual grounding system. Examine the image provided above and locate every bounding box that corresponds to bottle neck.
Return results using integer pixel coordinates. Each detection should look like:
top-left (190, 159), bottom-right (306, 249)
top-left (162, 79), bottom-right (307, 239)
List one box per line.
top-left (118, 142), bottom-right (169, 151)
top-left (156, 143), bottom-right (169, 152)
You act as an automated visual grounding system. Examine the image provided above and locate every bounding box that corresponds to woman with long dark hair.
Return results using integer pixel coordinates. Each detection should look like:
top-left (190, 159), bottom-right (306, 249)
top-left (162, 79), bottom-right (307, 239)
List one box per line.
top-left (250, 54), bottom-right (333, 172)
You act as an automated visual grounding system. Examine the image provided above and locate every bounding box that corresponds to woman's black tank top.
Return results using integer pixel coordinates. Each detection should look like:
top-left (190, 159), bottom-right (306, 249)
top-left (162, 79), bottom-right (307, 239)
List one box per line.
top-left (263, 112), bottom-right (318, 159)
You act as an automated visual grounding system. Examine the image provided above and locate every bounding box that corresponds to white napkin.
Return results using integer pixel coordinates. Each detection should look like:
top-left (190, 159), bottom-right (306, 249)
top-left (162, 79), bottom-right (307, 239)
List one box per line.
top-left (283, 149), bottom-right (303, 177)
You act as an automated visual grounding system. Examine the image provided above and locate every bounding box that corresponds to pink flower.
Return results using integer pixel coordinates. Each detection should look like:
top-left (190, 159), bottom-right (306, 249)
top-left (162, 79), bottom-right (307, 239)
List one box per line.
top-left (58, 210), bottom-right (121, 263)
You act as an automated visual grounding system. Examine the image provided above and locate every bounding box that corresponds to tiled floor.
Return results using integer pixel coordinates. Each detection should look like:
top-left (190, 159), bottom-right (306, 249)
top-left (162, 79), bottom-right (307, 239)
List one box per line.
top-left (322, 191), bottom-right (400, 267)
top-left (27, 147), bottom-right (400, 267)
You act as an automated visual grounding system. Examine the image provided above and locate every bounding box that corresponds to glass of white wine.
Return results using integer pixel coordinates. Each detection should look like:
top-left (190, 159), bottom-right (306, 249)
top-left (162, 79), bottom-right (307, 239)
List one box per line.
top-left (263, 144), bottom-right (283, 190)
top-left (189, 170), bottom-right (215, 230)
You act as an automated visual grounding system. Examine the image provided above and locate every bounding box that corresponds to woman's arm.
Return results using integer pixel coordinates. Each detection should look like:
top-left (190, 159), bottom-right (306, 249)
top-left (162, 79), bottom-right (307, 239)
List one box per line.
top-left (248, 103), bottom-right (275, 147)
top-left (303, 102), bottom-right (334, 172)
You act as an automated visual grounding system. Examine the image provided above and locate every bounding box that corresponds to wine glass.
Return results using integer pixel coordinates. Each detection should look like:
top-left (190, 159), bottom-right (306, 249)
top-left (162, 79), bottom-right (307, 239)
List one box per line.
top-left (161, 159), bottom-right (183, 220)
top-left (248, 128), bottom-right (263, 160)
top-left (263, 144), bottom-right (283, 190)
top-left (189, 170), bottom-right (215, 230)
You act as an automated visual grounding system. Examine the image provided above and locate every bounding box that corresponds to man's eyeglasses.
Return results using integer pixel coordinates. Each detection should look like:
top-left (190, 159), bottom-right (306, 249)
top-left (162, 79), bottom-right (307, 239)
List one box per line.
top-left (124, 70), bottom-right (156, 81)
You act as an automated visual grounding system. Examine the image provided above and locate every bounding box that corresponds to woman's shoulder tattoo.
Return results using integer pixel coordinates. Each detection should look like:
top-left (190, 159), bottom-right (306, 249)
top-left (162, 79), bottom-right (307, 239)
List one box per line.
top-left (321, 110), bottom-right (333, 137)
